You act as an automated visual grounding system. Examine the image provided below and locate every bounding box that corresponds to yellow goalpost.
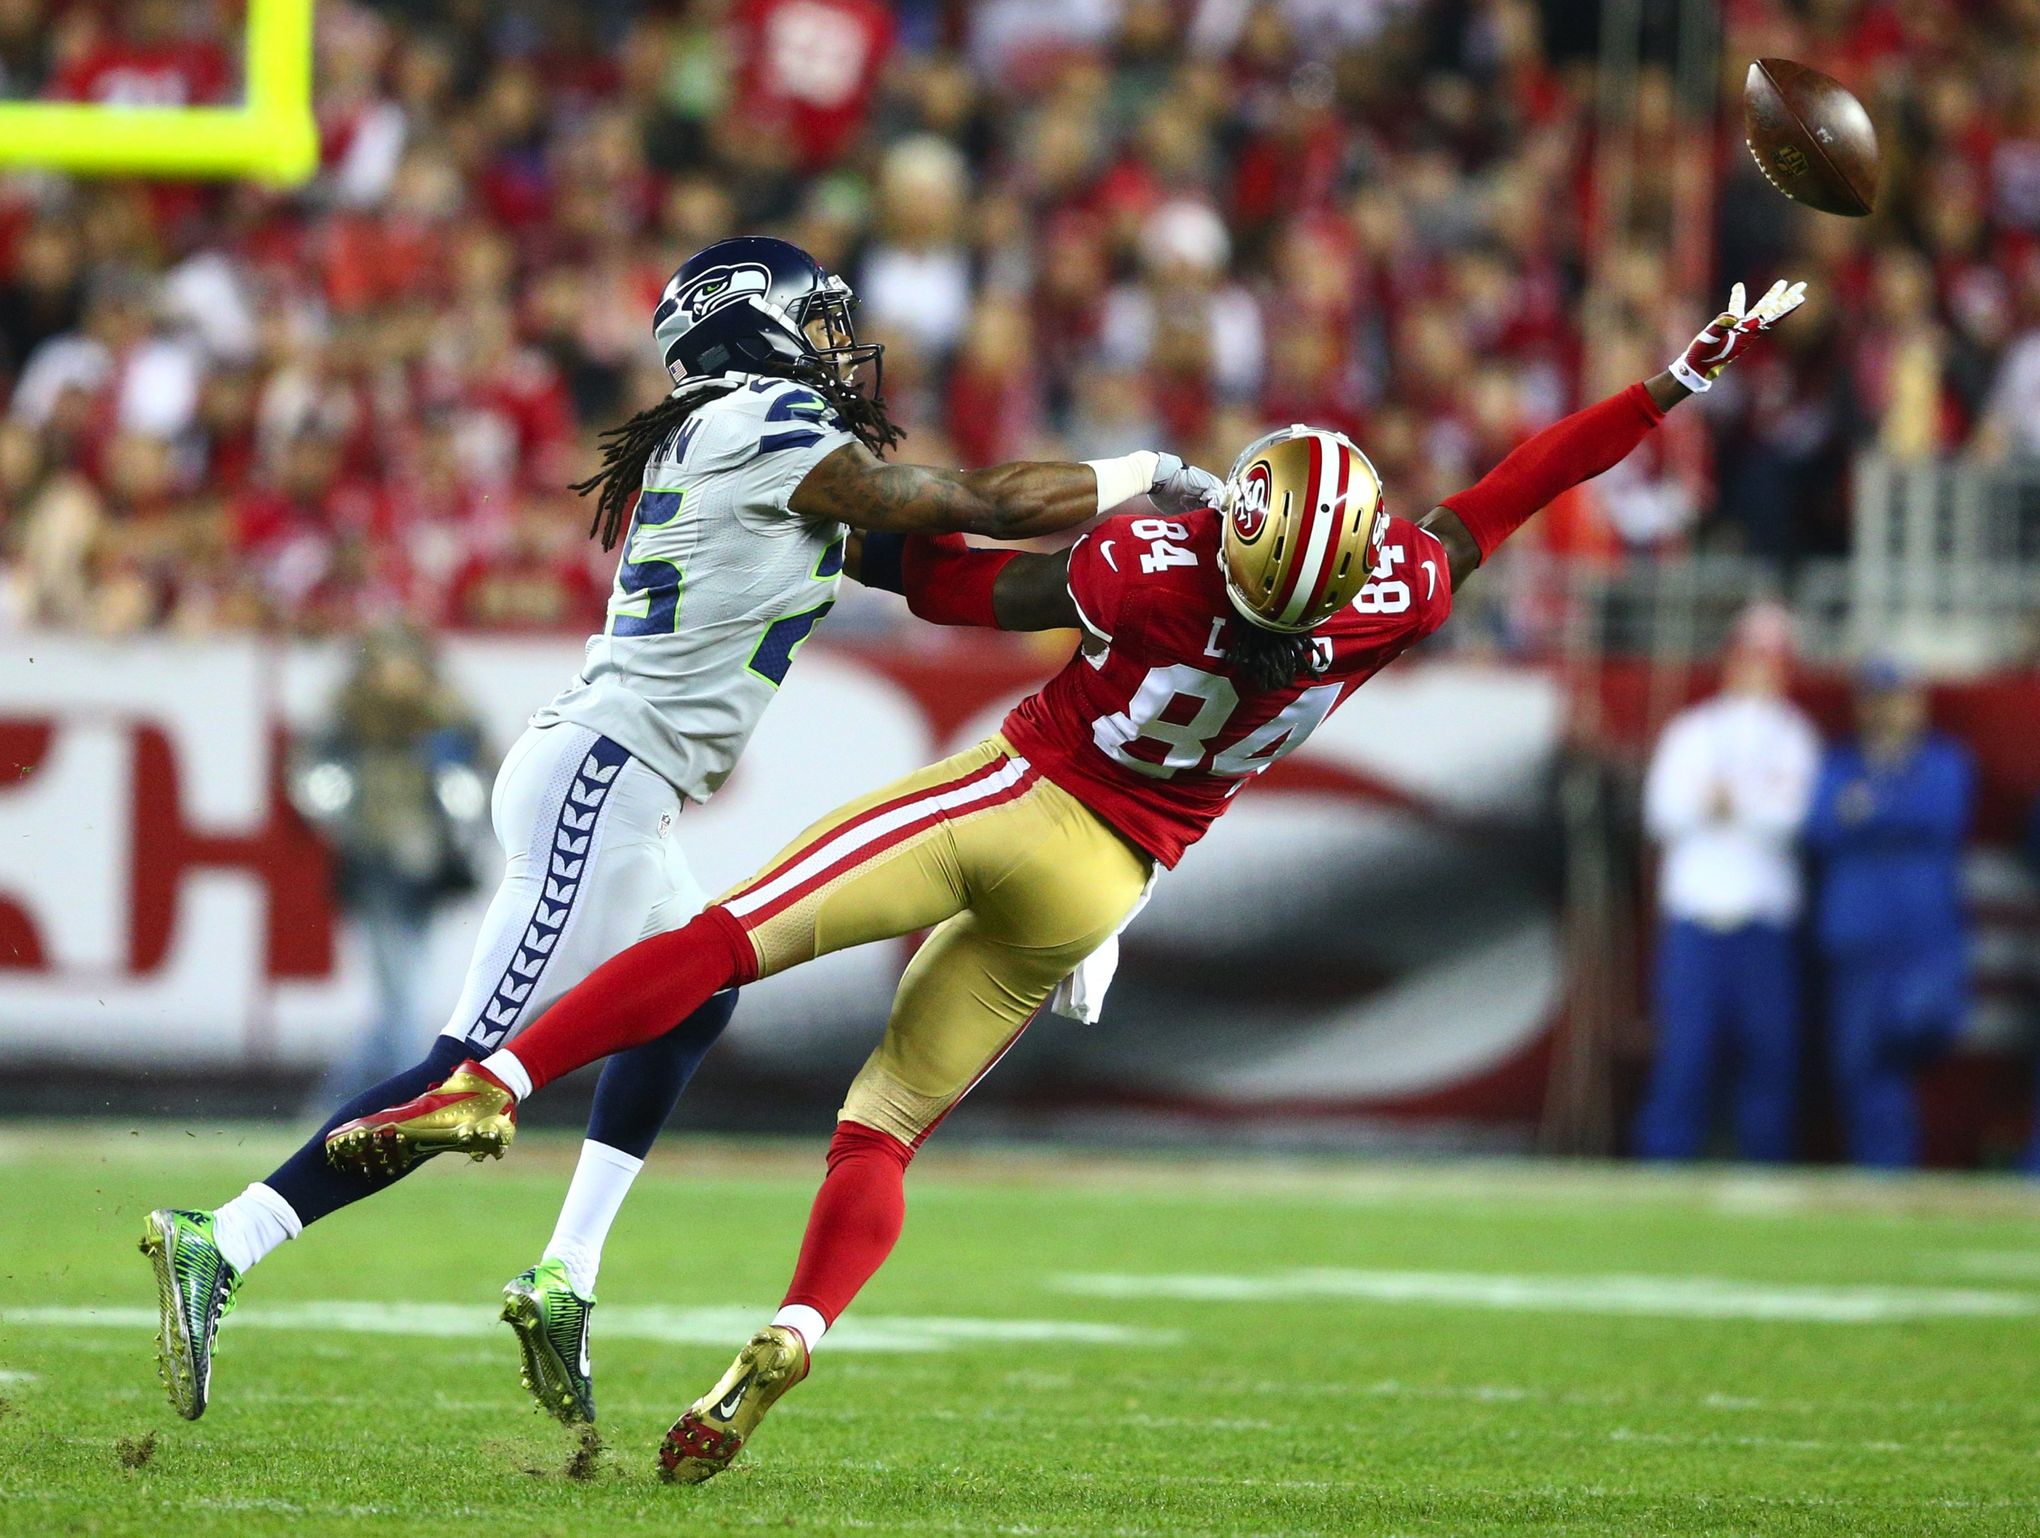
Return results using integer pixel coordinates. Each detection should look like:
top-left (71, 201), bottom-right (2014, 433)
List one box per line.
top-left (0, 0), bottom-right (316, 184)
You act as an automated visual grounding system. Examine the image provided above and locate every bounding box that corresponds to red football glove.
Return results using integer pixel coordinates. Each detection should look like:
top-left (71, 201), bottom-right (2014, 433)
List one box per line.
top-left (1669, 278), bottom-right (1808, 393)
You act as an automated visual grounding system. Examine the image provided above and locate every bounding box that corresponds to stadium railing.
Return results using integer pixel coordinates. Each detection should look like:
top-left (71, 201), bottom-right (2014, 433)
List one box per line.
top-left (1853, 453), bottom-right (2040, 672)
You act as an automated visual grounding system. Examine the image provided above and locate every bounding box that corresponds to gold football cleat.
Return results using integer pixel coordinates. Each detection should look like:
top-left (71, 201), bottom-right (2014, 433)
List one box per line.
top-left (323, 1060), bottom-right (519, 1176)
top-left (658, 1324), bottom-right (810, 1484)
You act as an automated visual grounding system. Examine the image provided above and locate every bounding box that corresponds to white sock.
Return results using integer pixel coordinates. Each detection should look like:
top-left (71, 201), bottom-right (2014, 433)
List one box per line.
top-left (541, 1141), bottom-right (644, 1298)
top-left (478, 1047), bottom-right (533, 1102)
top-left (772, 1304), bottom-right (828, 1354)
top-left (211, 1183), bottom-right (302, 1275)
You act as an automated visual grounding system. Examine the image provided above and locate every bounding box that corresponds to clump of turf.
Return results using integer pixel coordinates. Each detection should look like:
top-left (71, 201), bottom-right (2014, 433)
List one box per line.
top-left (564, 1426), bottom-right (604, 1481)
top-left (115, 1431), bottom-right (157, 1469)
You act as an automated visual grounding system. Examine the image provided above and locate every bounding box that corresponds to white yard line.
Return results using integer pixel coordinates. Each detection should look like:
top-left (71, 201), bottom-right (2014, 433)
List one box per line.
top-left (0, 1301), bottom-right (1176, 1354)
top-left (1168, 1374), bottom-right (2033, 1424)
top-left (1053, 1268), bottom-right (2040, 1323)
top-left (1933, 1249), bottom-right (2040, 1281)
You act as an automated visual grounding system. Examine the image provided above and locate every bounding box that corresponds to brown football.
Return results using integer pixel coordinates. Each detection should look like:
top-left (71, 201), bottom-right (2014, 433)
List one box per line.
top-left (1743, 58), bottom-right (1879, 217)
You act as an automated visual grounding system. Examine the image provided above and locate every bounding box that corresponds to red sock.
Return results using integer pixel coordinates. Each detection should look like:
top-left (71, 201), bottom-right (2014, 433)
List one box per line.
top-left (781, 1120), bottom-right (916, 1324)
top-left (507, 906), bottom-right (756, 1093)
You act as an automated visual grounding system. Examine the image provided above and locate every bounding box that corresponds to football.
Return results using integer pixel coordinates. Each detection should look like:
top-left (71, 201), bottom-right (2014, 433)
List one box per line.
top-left (1743, 58), bottom-right (1879, 216)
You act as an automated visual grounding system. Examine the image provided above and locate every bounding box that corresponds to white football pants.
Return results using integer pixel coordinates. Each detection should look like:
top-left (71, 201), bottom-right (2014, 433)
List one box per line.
top-left (440, 722), bottom-right (706, 1053)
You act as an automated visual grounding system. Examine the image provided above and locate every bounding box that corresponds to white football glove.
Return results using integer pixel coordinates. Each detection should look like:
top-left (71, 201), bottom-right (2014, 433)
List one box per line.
top-left (1147, 452), bottom-right (1226, 515)
top-left (1669, 278), bottom-right (1808, 393)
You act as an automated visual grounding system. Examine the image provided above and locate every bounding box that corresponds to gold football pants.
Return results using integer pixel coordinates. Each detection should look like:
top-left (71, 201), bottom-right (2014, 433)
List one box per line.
top-left (716, 736), bottom-right (1152, 1148)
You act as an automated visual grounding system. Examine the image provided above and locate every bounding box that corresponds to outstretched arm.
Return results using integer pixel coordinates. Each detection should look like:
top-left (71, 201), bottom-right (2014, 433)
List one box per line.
top-left (852, 531), bottom-right (1078, 632)
top-left (1418, 379), bottom-right (1675, 591)
top-left (1421, 279), bottom-right (1807, 592)
top-left (793, 440), bottom-right (1221, 540)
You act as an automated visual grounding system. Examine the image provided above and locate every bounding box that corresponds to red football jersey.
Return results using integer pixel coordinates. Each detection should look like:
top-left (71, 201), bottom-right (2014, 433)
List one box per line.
top-left (1001, 509), bottom-right (1453, 867)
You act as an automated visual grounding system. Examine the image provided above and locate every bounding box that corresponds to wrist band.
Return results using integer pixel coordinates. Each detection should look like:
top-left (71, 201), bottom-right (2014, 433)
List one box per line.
top-left (1083, 451), bottom-right (1159, 515)
top-left (1668, 356), bottom-right (1713, 394)
top-left (856, 531), bottom-right (908, 595)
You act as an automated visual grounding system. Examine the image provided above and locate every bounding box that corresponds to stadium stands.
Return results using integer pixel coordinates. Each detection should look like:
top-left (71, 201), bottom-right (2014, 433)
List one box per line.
top-left (3, 0), bottom-right (2037, 639)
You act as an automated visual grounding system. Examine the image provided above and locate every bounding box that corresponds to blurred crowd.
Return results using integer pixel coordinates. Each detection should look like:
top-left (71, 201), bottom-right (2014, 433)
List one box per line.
top-left (2, 0), bottom-right (2039, 637)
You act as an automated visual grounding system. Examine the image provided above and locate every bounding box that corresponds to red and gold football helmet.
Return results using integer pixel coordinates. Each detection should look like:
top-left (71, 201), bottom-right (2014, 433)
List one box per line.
top-left (1218, 425), bottom-right (1385, 633)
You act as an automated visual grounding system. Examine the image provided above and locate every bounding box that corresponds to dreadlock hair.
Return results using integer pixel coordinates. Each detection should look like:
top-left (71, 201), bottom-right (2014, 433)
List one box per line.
top-left (807, 357), bottom-right (905, 461)
top-left (572, 362), bottom-right (905, 552)
top-left (1225, 619), bottom-right (1317, 692)
top-left (573, 379), bottom-right (736, 552)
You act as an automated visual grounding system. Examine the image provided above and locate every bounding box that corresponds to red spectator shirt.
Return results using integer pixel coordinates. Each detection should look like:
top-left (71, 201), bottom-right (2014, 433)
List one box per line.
top-left (734, 0), bottom-right (893, 170)
top-left (446, 549), bottom-right (607, 634)
top-left (1001, 508), bottom-right (1453, 867)
top-left (50, 38), bottom-right (229, 106)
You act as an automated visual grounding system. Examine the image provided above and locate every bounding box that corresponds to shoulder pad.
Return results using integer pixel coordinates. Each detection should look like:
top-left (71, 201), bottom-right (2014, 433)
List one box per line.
top-left (674, 381), bottom-right (847, 472)
top-left (746, 377), bottom-right (849, 437)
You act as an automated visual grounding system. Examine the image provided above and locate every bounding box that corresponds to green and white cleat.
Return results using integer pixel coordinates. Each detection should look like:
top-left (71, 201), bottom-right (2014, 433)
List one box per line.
top-left (139, 1208), bottom-right (240, 1420)
top-left (502, 1259), bottom-right (596, 1425)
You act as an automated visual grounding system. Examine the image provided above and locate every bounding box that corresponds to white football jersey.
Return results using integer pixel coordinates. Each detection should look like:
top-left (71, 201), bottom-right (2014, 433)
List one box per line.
top-left (534, 374), bottom-right (856, 802)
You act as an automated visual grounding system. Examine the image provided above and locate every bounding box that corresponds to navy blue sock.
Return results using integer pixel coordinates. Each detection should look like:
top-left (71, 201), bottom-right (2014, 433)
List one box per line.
top-left (584, 989), bottom-right (737, 1160)
top-left (263, 1036), bottom-right (471, 1228)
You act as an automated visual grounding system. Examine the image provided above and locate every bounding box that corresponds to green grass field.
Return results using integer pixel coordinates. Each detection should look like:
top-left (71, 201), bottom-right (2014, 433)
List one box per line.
top-left (2, 1126), bottom-right (2038, 1537)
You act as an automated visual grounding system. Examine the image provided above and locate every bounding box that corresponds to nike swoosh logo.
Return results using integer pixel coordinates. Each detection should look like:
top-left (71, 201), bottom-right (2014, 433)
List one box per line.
top-left (1099, 540), bottom-right (1118, 570)
top-left (715, 1372), bottom-right (751, 1420)
top-left (578, 1321), bottom-right (592, 1378)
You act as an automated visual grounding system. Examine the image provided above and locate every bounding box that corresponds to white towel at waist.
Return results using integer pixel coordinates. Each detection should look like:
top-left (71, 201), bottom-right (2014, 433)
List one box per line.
top-left (1048, 870), bottom-right (1157, 1024)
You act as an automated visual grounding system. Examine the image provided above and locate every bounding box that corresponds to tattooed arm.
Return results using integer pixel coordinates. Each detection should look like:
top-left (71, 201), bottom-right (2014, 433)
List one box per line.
top-left (789, 441), bottom-right (1221, 541)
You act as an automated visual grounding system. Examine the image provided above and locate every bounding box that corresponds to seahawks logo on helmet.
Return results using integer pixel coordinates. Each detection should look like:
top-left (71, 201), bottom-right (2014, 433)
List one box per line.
top-left (666, 262), bottom-right (774, 326)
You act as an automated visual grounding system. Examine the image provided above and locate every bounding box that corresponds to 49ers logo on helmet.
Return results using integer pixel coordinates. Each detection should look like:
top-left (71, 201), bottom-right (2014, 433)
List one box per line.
top-left (1232, 461), bottom-right (1272, 542)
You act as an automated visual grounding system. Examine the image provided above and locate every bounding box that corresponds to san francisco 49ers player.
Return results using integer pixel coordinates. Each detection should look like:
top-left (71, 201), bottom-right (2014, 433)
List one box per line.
top-left (329, 278), bottom-right (1806, 1480)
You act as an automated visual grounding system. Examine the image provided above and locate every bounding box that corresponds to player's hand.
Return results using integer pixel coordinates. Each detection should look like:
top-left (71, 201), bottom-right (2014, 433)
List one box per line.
top-left (1668, 278), bottom-right (1807, 393)
top-left (1147, 453), bottom-right (1225, 515)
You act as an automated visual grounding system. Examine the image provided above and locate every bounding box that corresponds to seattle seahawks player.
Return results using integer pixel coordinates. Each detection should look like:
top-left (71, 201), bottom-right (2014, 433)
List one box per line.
top-left (140, 235), bottom-right (1222, 1424)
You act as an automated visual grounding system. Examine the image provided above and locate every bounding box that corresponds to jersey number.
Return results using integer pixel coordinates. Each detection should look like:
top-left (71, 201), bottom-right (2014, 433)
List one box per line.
top-left (1092, 665), bottom-right (1342, 781)
top-left (747, 535), bottom-right (845, 687)
top-left (611, 486), bottom-right (843, 695)
top-left (1131, 517), bottom-right (1198, 575)
top-left (1357, 542), bottom-right (1411, 614)
top-left (609, 488), bottom-right (688, 637)
top-left (749, 602), bottom-right (833, 686)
